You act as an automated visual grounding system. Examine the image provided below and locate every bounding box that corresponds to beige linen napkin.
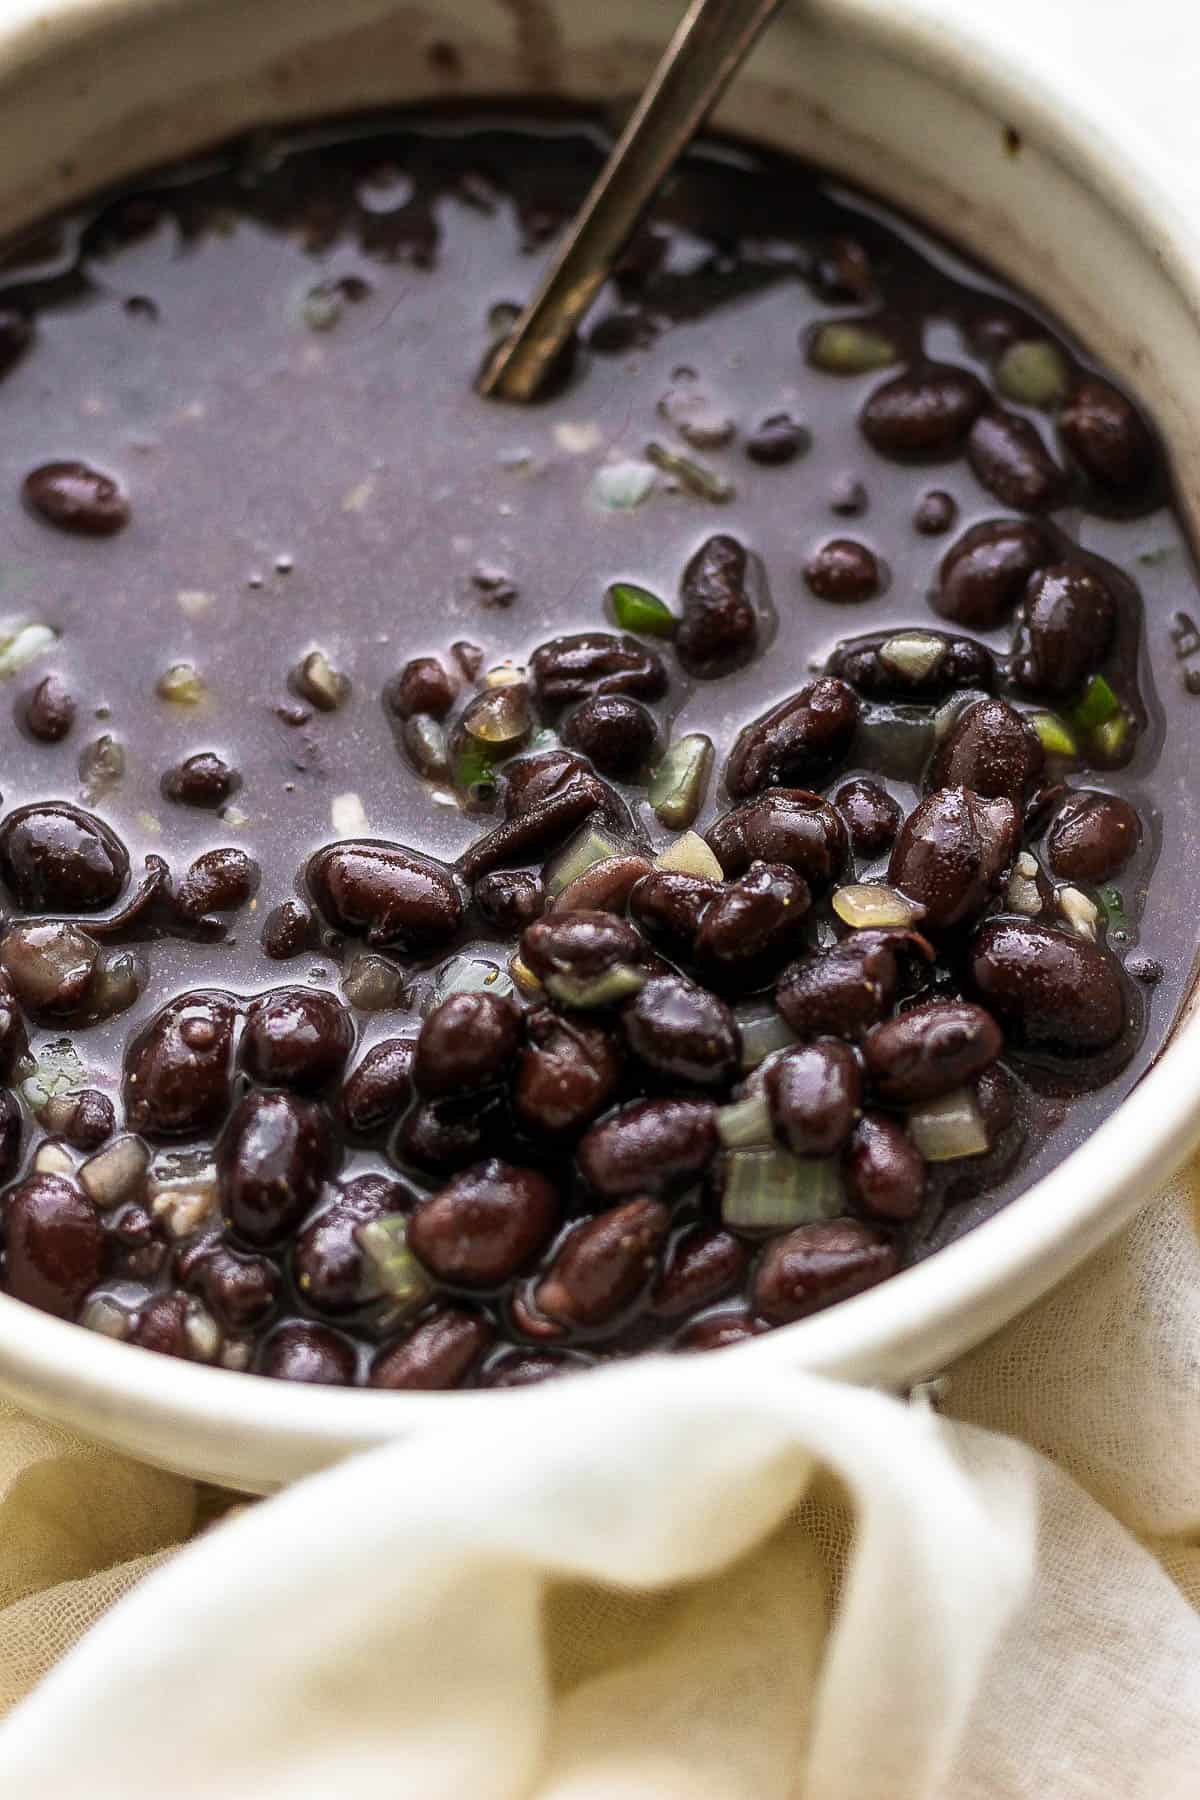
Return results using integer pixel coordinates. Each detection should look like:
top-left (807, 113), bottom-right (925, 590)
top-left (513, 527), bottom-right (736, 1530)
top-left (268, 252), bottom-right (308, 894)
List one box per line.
top-left (0, 1167), bottom-right (1195, 1799)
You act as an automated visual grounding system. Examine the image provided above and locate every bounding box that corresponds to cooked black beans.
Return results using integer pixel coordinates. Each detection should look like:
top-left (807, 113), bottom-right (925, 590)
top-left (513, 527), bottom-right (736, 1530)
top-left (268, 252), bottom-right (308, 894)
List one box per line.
top-left (1059, 378), bottom-right (1155, 495)
top-left (189, 1242), bottom-right (281, 1330)
top-left (219, 1088), bottom-right (336, 1246)
top-left (242, 986), bottom-right (354, 1092)
top-left (765, 1040), bottom-right (862, 1154)
top-left (369, 1309), bottom-right (493, 1389)
top-left (863, 1000), bottom-right (1001, 1102)
top-left (534, 1197), bottom-right (670, 1328)
top-left (395, 1093), bottom-right (505, 1175)
top-left (694, 863), bottom-right (810, 975)
top-left (387, 654), bottom-right (458, 721)
top-left (515, 1009), bottom-right (623, 1136)
top-left (834, 779), bottom-right (903, 857)
top-left (162, 751), bottom-right (240, 808)
top-left (724, 678), bottom-right (859, 797)
top-left (577, 1097), bottom-right (718, 1196)
top-left (2, 1173), bottom-right (104, 1318)
top-left (457, 761), bottom-right (608, 881)
top-left (776, 930), bottom-right (913, 1040)
top-left (531, 631), bottom-right (668, 708)
top-left (860, 364), bottom-right (986, 456)
top-left (889, 788), bottom-right (1019, 929)
top-left (259, 1321), bottom-right (357, 1385)
top-left (341, 1037), bottom-right (415, 1134)
top-left (969, 917), bottom-right (1128, 1052)
top-left (260, 899), bottom-right (317, 960)
top-left (676, 534), bottom-right (758, 678)
top-left (175, 847), bottom-right (259, 921)
top-left (413, 991), bottom-right (521, 1096)
top-left (293, 1171), bottom-right (412, 1313)
top-left (804, 538), bottom-right (881, 602)
top-left (1011, 565), bottom-right (1117, 697)
top-left (475, 868), bottom-right (546, 932)
top-left (629, 869), bottom-right (718, 954)
top-left (651, 1226), bottom-right (748, 1318)
top-left (49, 1088), bottom-right (114, 1151)
top-left (521, 909), bottom-right (646, 995)
top-left (745, 413), bottom-right (810, 465)
top-left (123, 989), bottom-right (238, 1135)
top-left (308, 839), bottom-right (464, 950)
top-left (0, 920), bottom-right (98, 1016)
top-left (673, 1309), bottom-right (759, 1352)
top-left (827, 629), bottom-right (993, 701)
top-left (407, 1159), bottom-right (559, 1285)
top-left (22, 674), bottom-right (76, 743)
top-left (966, 409), bottom-right (1067, 512)
top-left (551, 854), bottom-right (652, 916)
top-left (0, 802), bottom-right (128, 910)
top-left (1046, 790), bottom-right (1140, 883)
top-left (707, 791), bottom-right (847, 885)
top-left (913, 490), bottom-right (957, 535)
top-left (22, 460), bottom-right (130, 535)
top-left (927, 697), bottom-right (1044, 806)
top-left (844, 1115), bottom-right (926, 1221)
top-left (752, 1218), bottom-right (899, 1323)
top-left (935, 519), bottom-right (1050, 630)
top-left (561, 693), bottom-right (658, 776)
top-left (623, 974), bottom-right (740, 1086)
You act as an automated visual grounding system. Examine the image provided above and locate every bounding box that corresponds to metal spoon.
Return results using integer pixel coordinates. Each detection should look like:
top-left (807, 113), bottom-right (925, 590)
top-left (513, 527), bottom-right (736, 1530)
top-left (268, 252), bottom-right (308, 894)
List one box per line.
top-left (477, 0), bottom-right (785, 403)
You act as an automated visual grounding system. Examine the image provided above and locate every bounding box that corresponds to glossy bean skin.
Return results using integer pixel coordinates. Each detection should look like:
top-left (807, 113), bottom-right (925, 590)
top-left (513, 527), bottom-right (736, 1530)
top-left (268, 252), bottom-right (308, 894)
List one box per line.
top-left (694, 863), bottom-right (810, 980)
top-left (531, 632), bottom-right (668, 709)
top-left (413, 991), bottom-right (521, 1097)
top-left (561, 694), bottom-right (658, 777)
top-left (1011, 565), bottom-right (1117, 697)
top-left (261, 900), bottom-right (317, 960)
top-left (834, 779), bottom-right (903, 857)
top-left (340, 1037), bottom-right (415, 1134)
top-left (827, 629), bottom-right (993, 702)
top-left (174, 847), bottom-right (259, 921)
top-left (765, 1040), bottom-right (862, 1155)
top-left (676, 534), bottom-right (758, 678)
top-left (860, 363), bottom-right (987, 456)
top-left (1058, 378), bottom-right (1156, 496)
top-left (407, 1159), bottom-right (559, 1286)
top-left (966, 409), bottom-right (1067, 512)
top-left (935, 519), bottom-right (1050, 630)
top-left (2, 1173), bottom-right (105, 1317)
top-left (458, 757), bottom-right (614, 882)
top-left (969, 917), bottom-right (1129, 1052)
top-left (844, 1115), bottom-right (926, 1221)
top-left (551, 855), bottom-right (652, 916)
top-left (804, 539), bottom-right (881, 603)
top-left (533, 1196), bottom-right (670, 1328)
top-left (308, 839), bottom-right (464, 951)
top-left (293, 1171), bottom-right (413, 1313)
top-left (515, 1009), bottom-right (623, 1137)
top-left (521, 910), bottom-right (646, 986)
top-left (23, 674), bottom-right (76, 743)
top-left (162, 751), bottom-right (239, 808)
top-left (752, 1218), bottom-right (899, 1323)
top-left (386, 655), bottom-right (458, 721)
top-left (889, 788), bottom-right (1020, 929)
top-left (474, 869), bottom-right (546, 932)
top-left (187, 1241), bottom-right (281, 1331)
top-left (369, 1308), bottom-right (493, 1389)
top-left (577, 1097), bottom-right (719, 1196)
top-left (927, 697), bottom-right (1044, 806)
top-left (1046, 790), bottom-right (1141, 883)
top-left (241, 987), bottom-right (354, 1092)
top-left (622, 974), bottom-right (740, 1086)
top-left (259, 1320), bottom-right (357, 1385)
top-left (863, 1000), bottom-right (1002, 1102)
top-left (672, 1308), bottom-right (759, 1352)
top-left (393, 1094), bottom-right (506, 1175)
top-left (724, 678), bottom-right (859, 798)
top-left (650, 1226), bottom-right (748, 1318)
top-left (0, 802), bottom-right (128, 911)
top-left (131, 1292), bottom-right (194, 1359)
top-left (707, 791), bottom-right (847, 886)
top-left (219, 1089), bottom-right (337, 1247)
top-left (776, 931), bottom-right (913, 1040)
top-left (123, 990), bottom-right (238, 1136)
top-left (22, 459), bottom-right (130, 535)
top-left (629, 870), bottom-right (719, 956)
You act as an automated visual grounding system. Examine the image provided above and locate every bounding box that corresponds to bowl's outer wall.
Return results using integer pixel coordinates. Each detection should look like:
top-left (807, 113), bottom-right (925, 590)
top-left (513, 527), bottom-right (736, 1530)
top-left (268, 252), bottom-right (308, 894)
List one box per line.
top-left (1, 0), bottom-right (1200, 1489)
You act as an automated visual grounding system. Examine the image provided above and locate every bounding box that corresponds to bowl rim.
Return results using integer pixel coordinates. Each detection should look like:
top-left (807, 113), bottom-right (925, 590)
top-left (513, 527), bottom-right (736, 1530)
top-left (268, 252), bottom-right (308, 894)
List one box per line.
top-left (1, 0), bottom-right (1199, 1472)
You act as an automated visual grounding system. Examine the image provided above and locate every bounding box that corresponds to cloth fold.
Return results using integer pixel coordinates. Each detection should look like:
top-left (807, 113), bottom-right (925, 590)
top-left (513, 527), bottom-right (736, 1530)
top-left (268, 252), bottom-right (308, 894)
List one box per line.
top-left (0, 1172), bottom-right (1197, 1799)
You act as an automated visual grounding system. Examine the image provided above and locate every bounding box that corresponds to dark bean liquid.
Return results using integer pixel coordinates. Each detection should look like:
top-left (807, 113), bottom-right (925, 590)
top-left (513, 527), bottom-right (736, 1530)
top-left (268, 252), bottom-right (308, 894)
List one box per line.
top-left (0, 110), bottom-right (1196, 1388)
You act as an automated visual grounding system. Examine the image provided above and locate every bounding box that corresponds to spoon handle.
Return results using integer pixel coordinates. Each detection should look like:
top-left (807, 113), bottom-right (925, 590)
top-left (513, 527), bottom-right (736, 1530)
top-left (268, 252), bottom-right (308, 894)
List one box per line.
top-left (477, 0), bottom-right (784, 402)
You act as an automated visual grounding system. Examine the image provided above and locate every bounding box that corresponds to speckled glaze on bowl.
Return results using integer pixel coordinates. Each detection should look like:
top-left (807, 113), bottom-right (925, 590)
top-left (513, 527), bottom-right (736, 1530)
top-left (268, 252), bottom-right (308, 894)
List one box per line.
top-left (0, 0), bottom-right (1198, 1492)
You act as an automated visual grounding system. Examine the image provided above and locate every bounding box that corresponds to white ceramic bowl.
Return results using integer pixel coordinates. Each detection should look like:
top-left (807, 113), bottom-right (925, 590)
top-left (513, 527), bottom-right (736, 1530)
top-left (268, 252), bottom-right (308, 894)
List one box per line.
top-left (0, 0), bottom-right (1198, 1493)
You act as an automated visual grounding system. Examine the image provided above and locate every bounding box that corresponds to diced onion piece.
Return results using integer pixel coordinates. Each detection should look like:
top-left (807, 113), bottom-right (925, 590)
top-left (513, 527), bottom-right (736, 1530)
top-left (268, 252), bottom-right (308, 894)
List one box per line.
top-left (716, 1091), bottom-right (773, 1148)
top-left (1007, 852), bottom-right (1042, 916)
top-left (736, 1004), bottom-right (799, 1070)
top-left (995, 338), bottom-right (1070, 408)
top-left (435, 955), bottom-right (514, 1002)
top-left (545, 964), bottom-right (647, 1009)
top-left (34, 1142), bottom-right (74, 1175)
top-left (721, 1148), bottom-right (845, 1230)
top-left (608, 582), bottom-right (677, 638)
top-left (80, 1134), bottom-right (149, 1209)
top-left (483, 662), bottom-right (527, 690)
top-left (908, 1088), bottom-right (989, 1162)
top-left (157, 661), bottom-right (206, 704)
top-left (544, 823), bottom-right (624, 898)
top-left (879, 632), bottom-right (946, 683)
top-left (832, 883), bottom-right (922, 929)
top-left (591, 460), bottom-right (656, 510)
top-left (81, 1296), bottom-right (130, 1340)
top-left (342, 953), bottom-right (406, 1012)
top-left (463, 684), bottom-right (531, 746)
top-left (356, 1216), bottom-right (435, 1311)
top-left (184, 1301), bottom-right (221, 1362)
top-left (808, 321), bottom-right (898, 374)
top-left (654, 829), bottom-right (723, 882)
top-left (644, 440), bottom-right (734, 504)
top-left (508, 954), bottom-right (545, 999)
top-left (1057, 885), bottom-right (1100, 941)
top-left (1028, 711), bottom-right (1078, 758)
top-left (331, 791), bottom-right (369, 837)
top-left (0, 621), bottom-right (57, 679)
top-left (648, 734), bottom-right (713, 830)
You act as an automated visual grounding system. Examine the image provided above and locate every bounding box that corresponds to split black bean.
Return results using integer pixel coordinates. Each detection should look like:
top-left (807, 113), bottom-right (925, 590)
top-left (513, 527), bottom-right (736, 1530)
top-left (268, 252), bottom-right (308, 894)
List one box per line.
top-left (676, 534), bottom-right (759, 678)
top-left (531, 631), bottom-right (668, 708)
top-left (826, 629), bottom-right (993, 702)
top-left (724, 678), bottom-right (860, 797)
top-left (706, 791), bottom-right (847, 885)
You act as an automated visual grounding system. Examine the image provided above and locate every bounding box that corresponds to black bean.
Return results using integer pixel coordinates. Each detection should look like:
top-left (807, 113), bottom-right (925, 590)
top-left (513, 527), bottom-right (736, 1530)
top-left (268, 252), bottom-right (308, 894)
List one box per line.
top-left (776, 930), bottom-right (918, 1040)
top-left (551, 854), bottom-right (653, 916)
top-left (504, 749), bottom-right (600, 818)
top-left (804, 538), bottom-right (881, 602)
top-left (0, 1093), bottom-right (22, 1187)
top-left (707, 791), bottom-right (847, 886)
top-left (369, 1309), bottom-right (493, 1389)
top-left (1058, 378), bottom-right (1156, 496)
top-left (0, 971), bottom-right (29, 1080)
top-left (260, 899), bottom-right (317, 960)
top-left (969, 916), bottom-right (1128, 1051)
top-left (561, 694), bottom-right (659, 778)
top-left (1046, 790), bottom-right (1140, 883)
top-left (745, 413), bottom-right (810, 465)
top-left (676, 534), bottom-right (759, 678)
top-left (514, 1008), bottom-right (623, 1137)
top-left (826, 629), bottom-right (994, 702)
top-left (694, 863), bottom-right (811, 976)
top-left (340, 1037), bottom-right (415, 1134)
top-left (966, 409), bottom-right (1067, 512)
top-left (0, 802), bottom-right (128, 911)
top-left (628, 869), bottom-right (719, 956)
top-left (521, 909), bottom-right (646, 989)
top-left (22, 460), bottom-right (130, 535)
top-left (844, 1114), bottom-right (926, 1221)
top-left (813, 234), bottom-right (874, 301)
top-left (22, 674), bottom-right (76, 743)
top-left (829, 474), bottom-right (868, 517)
top-left (394, 1093), bottom-right (506, 1175)
top-left (534, 1197), bottom-right (670, 1328)
top-left (834, 779), bottom-right (903, 857)
top-left (457, 774), bottom-right (607, 882)
top-left (622, 974), bottom-right (740, 1087)
top-left (863, 1000), bottom-right (1001, 1102)
top-left (259, 1320), bottom-right (357, 1385)
top-left (242, 986), bottom-right (355, 1092)
top-left (1011, 565), bottom-right (1117, 697)
top-left (928, 697), bottom-right (1044, 806)
top-left (913, 490), bottom-right (957, 535)
top-left (308, 839), bottom-right (464, 950)
top-left (531, 632), bottom-right (668, 709)
top-left (673, 1307), bottom-right (758, 1352)
top-left (408, 1159), bottom-right (558, 1286)
top-left (47, 1088), bottom-right (115, 1151)
top-left (482, 1348), bottom-right (589, 1386)
top-left (123, 989), bottom-right (238, 1135)
top-left (219, 1088), bottom-right (336, 1247)
top-left (935, 519), bottom-right (1051, 630)
top-left (475, 869), bottom-right (545, 932)
top-left (132, 1293), bottom-right (193, 1359)
top-left (161, 751), bottom-right (240, 809)
top-left (175, 847), bottom-right (259, 921)
top-left (188, 1241), bottom-right (281, 1330)
top-left (725, 678), bottom-right (859, 797)
top-left (0, 920), bottom-right (97, 1019)
top-left (577, 1097), bottom-right (718, 1196)
top-left (413, 991), bottom-right (521, 1096)
top-left (860, 364), bottom-right (986, 456)
top-left (385, 655), bottom-right (458, 721)
top-left (650, 1226), bottom-right (748, 1318)
top-left (293, 1171), bottom-right (413, 1313)
top-left (765, 1040), bottom-right (862, 1155)
top-left (0, 307), bottom-right (32, 378)
top-left (888, 787), bottom-right (1019, 929)
top-left (2, 1172), bottom-right (104, 1318)
top-left (752, 1218), bottom-right (899, 1323)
